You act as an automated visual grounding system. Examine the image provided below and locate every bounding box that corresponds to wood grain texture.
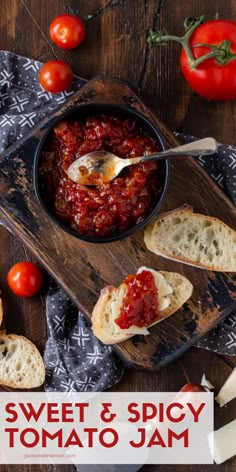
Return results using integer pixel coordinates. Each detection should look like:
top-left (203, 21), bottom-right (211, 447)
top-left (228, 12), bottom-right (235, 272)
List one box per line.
top-left (0, 223), bottom-right (47, 354)
top-left (0, 0), bottom-right (236, 470)
top-left (0, 75), bottom-right (235, 369)
top-left (0, 223), bottom-right (47, 394)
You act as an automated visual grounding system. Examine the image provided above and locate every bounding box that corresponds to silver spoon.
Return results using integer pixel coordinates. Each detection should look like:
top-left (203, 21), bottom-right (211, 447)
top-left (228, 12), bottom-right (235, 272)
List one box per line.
top-left (67, 137), bottom-right (217, 186)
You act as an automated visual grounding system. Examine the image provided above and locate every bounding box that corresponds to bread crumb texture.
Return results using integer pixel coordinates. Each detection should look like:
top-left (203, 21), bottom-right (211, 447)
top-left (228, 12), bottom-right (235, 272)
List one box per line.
top-left (0, 334), bottom-right (45, 389)
top-left (151, 209), bottom-right (236, 271)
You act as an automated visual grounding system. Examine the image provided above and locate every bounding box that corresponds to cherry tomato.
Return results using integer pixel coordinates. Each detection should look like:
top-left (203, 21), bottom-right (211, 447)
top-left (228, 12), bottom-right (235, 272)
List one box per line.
top-left (180, 383), bottom-right (206, 392)
top-left (39, 60), bottom-right (73, 93)
top-left (7, 262), bottom-right (43, 298)
top-left (49, 14), bottom-right (85, 49)
top-left (180, 20), bottom-right (236, 100)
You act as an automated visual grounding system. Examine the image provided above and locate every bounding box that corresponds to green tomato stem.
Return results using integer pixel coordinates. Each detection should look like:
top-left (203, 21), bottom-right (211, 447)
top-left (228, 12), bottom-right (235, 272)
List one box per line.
top-left (191, 50), bottom-right (219, 69)
top-left (147, 14), bottom-right (236, 70)
top-left (192, 40), bottom-right (236, 67)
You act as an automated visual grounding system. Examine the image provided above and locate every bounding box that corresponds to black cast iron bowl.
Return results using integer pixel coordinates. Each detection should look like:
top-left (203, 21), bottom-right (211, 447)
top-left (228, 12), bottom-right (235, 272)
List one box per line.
top-left (34, 103), bottom-right (170, 243)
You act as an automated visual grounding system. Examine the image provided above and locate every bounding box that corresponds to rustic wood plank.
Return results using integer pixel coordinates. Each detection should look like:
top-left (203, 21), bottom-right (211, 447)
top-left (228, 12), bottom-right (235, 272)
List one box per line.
top-left (0, 0), bottom-right (51, 61)
top-left (0, 75), bottom-right (235, 370)
top-left (21, 0), bottom-right (153, 82)
top-left (2, 0), bottom-right (236, 143)
top-left (0, 224), bottom-right (47, 394)
top-left (0, 1), bottom-right (236, 471)
top-left (21, 0), bottom-right (107, 74)
top-left (148, 0), bottom-right (236, 142)
top-left (0, 224), bottom-right (47, 351)
top-left (2, 465), bottom-right (75, 472)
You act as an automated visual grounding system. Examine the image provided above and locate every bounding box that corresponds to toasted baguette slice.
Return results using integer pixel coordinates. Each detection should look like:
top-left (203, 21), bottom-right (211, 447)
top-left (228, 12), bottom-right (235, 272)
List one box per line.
top-left (92, 269), bottom-right (193, 344)
top-left (0, 331), bottom-right (45, 389)
top-left (144, 206), bottom-right (236, 272)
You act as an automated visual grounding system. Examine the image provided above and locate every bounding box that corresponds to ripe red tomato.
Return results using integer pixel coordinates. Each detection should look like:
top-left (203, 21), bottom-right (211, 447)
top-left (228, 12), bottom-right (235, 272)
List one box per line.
top-left (7, 262), bottom-right (43, 298)
top-left (49, 14), bottom-right (85, 49)
top-left (39, 60), bottom-right (73, 93)
top-left (180, 383), bottom-right (206, 392)
top-left (180, 20), bottom-right (236, 100)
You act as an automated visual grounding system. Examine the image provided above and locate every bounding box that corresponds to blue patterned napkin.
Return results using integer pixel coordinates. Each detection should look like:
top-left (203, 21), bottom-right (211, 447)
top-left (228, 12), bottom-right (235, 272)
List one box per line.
top-left (44, 283), bottom-right (123, 392)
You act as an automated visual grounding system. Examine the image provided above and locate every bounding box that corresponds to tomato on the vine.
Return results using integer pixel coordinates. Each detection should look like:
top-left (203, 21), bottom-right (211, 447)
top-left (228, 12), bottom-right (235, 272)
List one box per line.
top-left (50, 14), bottom-right (85, 49)
top-left (39, 60), bottom-right (73, 93)
top-left (148, 16), bottom-right (236, 101)
top-left (180, 20), bottom-right (236, 100)
top-left (7, 262), bottom-right (43, 298)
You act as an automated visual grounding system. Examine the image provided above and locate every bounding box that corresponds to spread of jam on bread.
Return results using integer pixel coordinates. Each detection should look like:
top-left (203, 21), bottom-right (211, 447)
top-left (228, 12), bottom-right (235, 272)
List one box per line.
top-left (39, 114), bottom-right (160, 238)
top-left (115, 270), bottom-right (159, 329)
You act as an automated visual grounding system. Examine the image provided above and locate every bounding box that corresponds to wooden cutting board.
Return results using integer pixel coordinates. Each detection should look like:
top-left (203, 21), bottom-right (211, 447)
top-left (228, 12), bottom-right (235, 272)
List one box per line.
top-left (0, 75), bottom-right (235, 369)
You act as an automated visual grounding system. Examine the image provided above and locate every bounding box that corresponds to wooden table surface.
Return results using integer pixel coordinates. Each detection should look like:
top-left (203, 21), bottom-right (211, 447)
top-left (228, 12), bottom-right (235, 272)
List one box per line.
top-left (0, 1), bottom-right (236, 471)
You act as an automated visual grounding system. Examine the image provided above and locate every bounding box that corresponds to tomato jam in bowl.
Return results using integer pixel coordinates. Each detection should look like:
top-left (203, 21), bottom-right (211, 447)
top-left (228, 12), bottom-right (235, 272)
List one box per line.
top-left (34, 104), bottom-right (170, 243)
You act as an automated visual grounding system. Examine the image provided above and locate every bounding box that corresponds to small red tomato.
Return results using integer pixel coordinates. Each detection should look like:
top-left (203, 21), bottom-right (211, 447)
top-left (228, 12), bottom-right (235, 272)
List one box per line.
top-left (49, 14), bottom-right (85, 49)
top-left (7, 262), bottom-right (43, 298)
top-left (180, 383), bottom-right (206, 392)
top-left (39, 60), bottom-right (73, 93)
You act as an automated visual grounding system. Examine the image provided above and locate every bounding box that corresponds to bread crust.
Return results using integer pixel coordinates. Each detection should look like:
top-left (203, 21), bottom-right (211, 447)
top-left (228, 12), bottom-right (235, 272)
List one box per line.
top-left (144, 206), bottom-right (236, 272)
top-left (92, 286), bottom-right (132, 344)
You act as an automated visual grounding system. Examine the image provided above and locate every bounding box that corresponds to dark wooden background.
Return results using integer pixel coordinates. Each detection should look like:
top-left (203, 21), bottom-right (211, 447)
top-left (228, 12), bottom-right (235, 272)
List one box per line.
top-left (0, 0), bottom-right (236, 471)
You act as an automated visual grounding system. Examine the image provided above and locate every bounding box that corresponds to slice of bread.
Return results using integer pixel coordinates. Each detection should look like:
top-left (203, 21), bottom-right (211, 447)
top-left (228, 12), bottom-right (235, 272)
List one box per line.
top-left (92, 269), bottom-right (193, 344)
top-left (144, 206), bottom-right (236, 272)
top-left (0, 331), bottom-right (45, 389)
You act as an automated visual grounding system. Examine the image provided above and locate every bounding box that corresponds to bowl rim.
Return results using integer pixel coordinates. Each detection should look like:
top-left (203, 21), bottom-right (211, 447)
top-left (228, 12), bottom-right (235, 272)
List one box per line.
top-left (34, 102), bottom-right (170, 243)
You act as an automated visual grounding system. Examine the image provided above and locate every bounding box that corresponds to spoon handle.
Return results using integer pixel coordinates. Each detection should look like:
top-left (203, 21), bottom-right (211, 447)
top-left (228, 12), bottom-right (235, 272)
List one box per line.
top-left (138, 137), bottom-right (218, 163)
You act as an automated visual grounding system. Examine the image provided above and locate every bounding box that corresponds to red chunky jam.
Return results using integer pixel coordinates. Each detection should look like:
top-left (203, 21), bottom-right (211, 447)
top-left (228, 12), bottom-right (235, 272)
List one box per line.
top-left (115, 270), bottom-right (159, 329)
top-left (39, 114), bottom-right (160, 238)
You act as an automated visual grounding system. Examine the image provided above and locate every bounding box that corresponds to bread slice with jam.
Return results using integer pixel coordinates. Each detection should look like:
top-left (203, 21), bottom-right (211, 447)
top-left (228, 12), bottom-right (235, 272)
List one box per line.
top-left (92, 267), bottom-right (193, 344)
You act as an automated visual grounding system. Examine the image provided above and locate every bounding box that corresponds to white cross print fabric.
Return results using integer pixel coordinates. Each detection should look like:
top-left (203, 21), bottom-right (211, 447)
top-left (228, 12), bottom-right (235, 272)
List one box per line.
top-left (0, 50), bottom-right (85, 152)
top-left (44, 282), bottom-right (124, 392)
